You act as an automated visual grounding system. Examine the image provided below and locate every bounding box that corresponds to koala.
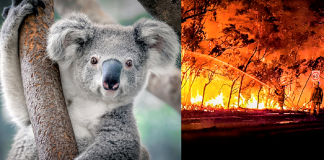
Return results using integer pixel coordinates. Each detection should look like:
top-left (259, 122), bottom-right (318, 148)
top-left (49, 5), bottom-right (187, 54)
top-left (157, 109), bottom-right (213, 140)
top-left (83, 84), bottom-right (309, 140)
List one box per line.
top-left (0, 0), bottom-right (179, 160)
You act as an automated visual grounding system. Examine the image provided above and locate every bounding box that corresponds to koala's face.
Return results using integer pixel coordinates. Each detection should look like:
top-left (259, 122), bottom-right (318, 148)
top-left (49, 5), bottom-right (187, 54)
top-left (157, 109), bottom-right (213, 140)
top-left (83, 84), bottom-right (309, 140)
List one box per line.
top-left (47, 14), bottom-right (179, 103)
top-left (71, 27), bottom-right (148, 102)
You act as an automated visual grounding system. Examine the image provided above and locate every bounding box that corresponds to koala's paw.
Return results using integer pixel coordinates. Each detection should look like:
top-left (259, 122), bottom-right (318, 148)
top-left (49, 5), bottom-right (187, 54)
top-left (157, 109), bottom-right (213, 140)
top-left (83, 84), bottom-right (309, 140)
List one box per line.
top-left (4, 0), bottom-right (45, 20)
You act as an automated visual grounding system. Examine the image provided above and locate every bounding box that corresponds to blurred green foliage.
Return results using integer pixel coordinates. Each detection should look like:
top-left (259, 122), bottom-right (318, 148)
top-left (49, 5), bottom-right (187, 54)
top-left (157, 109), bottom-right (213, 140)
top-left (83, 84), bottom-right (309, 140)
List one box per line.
top-left (135, 91), bottom-right (181, 160)
top-left (119, 13), bottom-right (151, 26)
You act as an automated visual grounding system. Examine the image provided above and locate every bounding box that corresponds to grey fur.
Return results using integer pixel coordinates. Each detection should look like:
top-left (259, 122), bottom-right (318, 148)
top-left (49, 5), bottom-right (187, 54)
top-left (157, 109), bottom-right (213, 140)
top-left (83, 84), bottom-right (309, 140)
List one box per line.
top-left (1, 0), bottom-right (179, 160)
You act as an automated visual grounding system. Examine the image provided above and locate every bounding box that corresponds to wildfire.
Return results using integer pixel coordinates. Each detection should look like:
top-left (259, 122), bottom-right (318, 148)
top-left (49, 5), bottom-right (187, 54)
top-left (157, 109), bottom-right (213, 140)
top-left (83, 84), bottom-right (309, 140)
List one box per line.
top-left (184, 91), bottom-right (288, 111)
top-left (205, 93), bottom-right (224, 107)
top-left (181, 0), bottom-right (324, 113)
top-left (190, 92), bottom-right (202, 104)
top-left (247, 96), bottom-right (263, 109)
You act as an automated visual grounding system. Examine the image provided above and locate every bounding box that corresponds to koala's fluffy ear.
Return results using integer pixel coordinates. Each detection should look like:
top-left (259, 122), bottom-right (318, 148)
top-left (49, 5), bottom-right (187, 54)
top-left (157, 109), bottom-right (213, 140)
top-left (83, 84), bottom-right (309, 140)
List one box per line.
top-left (47, 13), bottom-right (93, 66)
top-left (133, 18), bottom-right (180, 74)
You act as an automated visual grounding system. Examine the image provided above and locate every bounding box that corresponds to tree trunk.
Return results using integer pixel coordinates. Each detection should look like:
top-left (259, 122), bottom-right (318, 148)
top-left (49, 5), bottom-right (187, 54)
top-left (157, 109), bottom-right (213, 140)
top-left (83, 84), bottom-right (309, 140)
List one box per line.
top-left (237, 48), bottom-right (257, 108)
top-left (201, 72), bottom-right (214, 108)
top-left (228, 82), bottom-right (235, 109)
top-left (238, 74), bottom-right (245, 108)
top-left (18, 0), bottom-right (78, 159)
top-left (146, 69), bottom-right (181, 113)
top-left (257, 86), bottom-right (263, 109)
top-left (137, 0), bottom-right (181, 37)
top-left (265, 87), bottom-right (270, 108)
top-left (54, 0), bottom-right (181, 113)
top-left (201, 82), bottom-right (210, 108)
top-left (228, 78), bottom-right (239, 109)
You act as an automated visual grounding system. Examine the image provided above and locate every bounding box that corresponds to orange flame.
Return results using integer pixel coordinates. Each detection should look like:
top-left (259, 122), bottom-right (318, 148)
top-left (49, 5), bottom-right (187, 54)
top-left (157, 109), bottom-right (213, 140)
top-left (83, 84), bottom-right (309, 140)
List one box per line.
top-left (205, 93), bottom-right (224, 107)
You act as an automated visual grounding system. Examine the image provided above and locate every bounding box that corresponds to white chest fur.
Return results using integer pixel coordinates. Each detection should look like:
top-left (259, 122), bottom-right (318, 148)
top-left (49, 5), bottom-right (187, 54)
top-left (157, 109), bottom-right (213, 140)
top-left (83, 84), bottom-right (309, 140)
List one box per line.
top-left (67, 97), bottom-right (117, 139)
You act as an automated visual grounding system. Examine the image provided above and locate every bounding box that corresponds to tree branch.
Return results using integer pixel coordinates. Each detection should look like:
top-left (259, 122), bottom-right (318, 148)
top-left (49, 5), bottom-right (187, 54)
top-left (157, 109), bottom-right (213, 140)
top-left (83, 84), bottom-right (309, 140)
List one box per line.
top-left (137, 0), bottom-right (181, 37)
top-left (19, 0), bottom-right (78, 159)
top-left (147, 69), bottom-right (181, 113)
top-left (181, 11), bottom-right (206, 23)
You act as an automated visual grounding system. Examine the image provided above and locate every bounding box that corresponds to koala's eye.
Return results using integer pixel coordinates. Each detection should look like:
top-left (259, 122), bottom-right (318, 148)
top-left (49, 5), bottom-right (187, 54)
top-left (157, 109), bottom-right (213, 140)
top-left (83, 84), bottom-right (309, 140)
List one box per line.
top-left (126, 60), bottom-right (133, 67)
top-left (91, 57), bottom-right (98, 64)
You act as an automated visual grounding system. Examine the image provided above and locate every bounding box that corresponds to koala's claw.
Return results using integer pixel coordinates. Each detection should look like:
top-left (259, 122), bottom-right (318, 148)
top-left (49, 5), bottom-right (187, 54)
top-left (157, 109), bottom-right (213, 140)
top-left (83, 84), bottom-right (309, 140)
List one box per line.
top-left (5, 0), bottom-right (45, 18)
top-left (38, 1), bottom-right (45, 9)
top-left (20, 0), bottom-right (45, 9)
top-left (32, 7), bottom-right (39, 16)
top-left (2, 5), bottom-right (12, 19)
top-left (22, 0), bottom-right (46, 14)
top-left (32, 0), bottom-right (45, 16)
top-left (13, 0), bottom-right (23, 7)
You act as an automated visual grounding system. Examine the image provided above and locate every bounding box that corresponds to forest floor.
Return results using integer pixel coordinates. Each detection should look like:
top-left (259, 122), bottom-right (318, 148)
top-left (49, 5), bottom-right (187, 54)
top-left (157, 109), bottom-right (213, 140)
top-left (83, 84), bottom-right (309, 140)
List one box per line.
top-left (182, 109), bottom-right (324, 158)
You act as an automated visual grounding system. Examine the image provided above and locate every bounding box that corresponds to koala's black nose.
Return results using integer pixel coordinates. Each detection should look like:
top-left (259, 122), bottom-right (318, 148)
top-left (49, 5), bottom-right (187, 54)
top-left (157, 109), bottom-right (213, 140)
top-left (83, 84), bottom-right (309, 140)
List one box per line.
top-left (102, 59), bottom-right (122, 90)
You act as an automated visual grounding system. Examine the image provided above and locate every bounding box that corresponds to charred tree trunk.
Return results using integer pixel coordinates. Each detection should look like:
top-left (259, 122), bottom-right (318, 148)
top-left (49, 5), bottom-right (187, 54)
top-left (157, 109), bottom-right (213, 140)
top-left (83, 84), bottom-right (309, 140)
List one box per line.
top-left (265, 87), bottom-right (270, 108)
top-left (228, 82), bottom-right (235, 109)
top-left (201, 72), bottom-right (214, 108)
top-left (237, 48), bottom-right (257, 108)
top-left (201, 84), bottom-right (208, 108)
top-left (228, 77), bottom-right (239, 109)
top-left (55, 0), bottom-right (181, 113)
top-left (238, 74), bottom-right (245, 108)
top-left (257, 86), bottom-right (263, 109)
top-left (19, 0), bottom-right (78, 159)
